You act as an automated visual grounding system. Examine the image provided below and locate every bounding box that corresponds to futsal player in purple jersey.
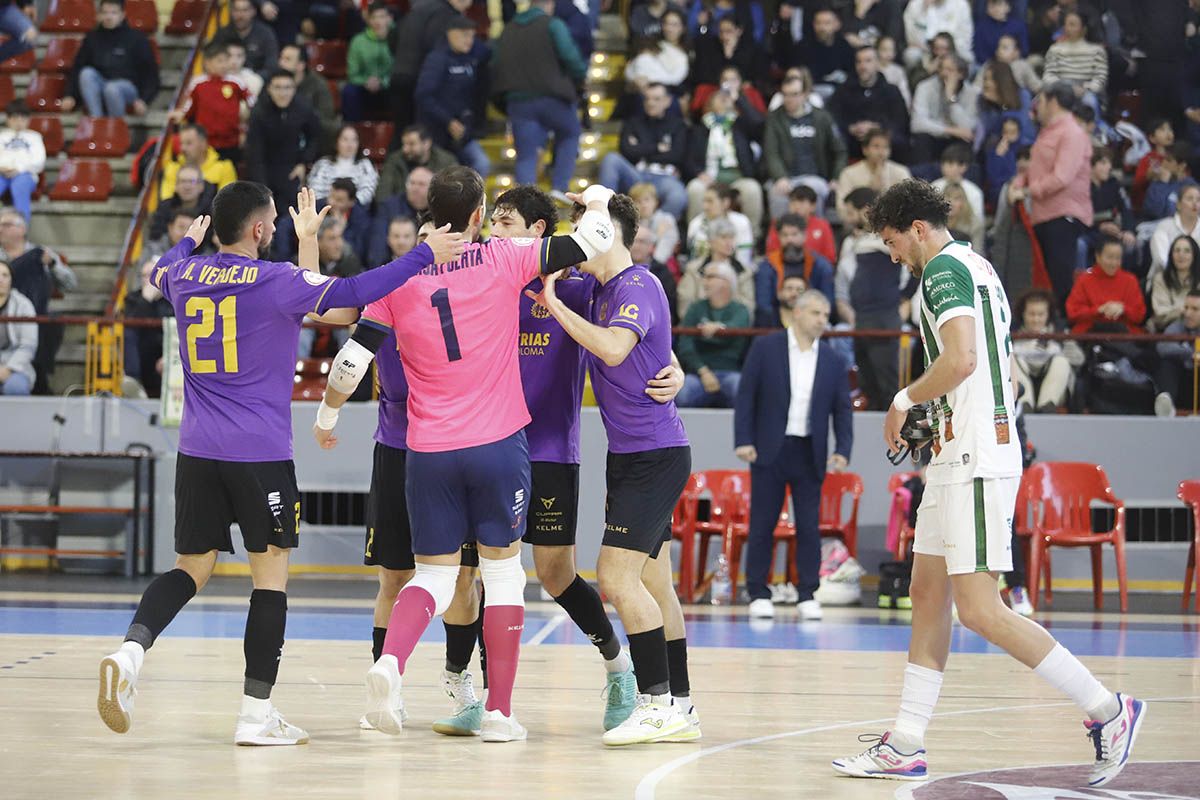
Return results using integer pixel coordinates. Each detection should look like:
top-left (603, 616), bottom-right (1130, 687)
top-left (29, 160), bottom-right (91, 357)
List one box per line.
top-left (527, 194), bottom-right (698, 746)
top-left (96, 184), bottom-right (464, 745)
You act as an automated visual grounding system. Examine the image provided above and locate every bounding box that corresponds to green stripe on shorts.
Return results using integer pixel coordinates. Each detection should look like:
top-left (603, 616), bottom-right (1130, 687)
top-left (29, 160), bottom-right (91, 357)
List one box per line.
top-left (973, 478), bottom-right (987, 572)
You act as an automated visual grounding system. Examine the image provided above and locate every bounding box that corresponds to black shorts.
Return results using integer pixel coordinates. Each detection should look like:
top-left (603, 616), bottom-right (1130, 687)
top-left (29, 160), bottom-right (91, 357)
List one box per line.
top-left (174, 453), bottom-right (300, 555)
top-left (365, 442), bottom-right (479, 570)
top-left (524, 461), bottom-right (580, 547)
top-left (603, 446), bottom-right (691, 557)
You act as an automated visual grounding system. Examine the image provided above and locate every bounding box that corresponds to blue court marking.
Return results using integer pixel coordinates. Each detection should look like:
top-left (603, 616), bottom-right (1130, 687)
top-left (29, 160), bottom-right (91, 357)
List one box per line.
top-left (2, 604), bottom-right (1197, 659)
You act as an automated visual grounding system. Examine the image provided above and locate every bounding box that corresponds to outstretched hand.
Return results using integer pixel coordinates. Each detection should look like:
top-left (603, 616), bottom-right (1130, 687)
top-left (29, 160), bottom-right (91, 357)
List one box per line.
top-left (186, 215), bottom-right (211, 243)
top-left (523, 269), bottom-right (561, 308)
top-left (290, 187), bottom-right (330, 239)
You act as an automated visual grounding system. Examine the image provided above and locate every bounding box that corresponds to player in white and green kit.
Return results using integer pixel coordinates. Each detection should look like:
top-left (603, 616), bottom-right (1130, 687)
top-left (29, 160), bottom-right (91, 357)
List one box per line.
top-left (832, 180), bottom-right (1145, 787)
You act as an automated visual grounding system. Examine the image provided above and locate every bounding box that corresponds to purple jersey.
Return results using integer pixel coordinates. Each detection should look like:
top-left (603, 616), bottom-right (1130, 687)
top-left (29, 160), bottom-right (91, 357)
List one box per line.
top-left (373, 328), bottom-right (409, 450)
top-left (155, 250), bottom-right (357, 461)
top-left (588, 264), bottom-right (688, 454)
top-left (520, 270), bottom-right (594, 464)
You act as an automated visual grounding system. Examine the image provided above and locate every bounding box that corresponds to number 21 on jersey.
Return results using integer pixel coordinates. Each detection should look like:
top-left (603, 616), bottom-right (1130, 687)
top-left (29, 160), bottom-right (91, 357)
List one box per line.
top-left (185, 295), bottom-right (239, 374)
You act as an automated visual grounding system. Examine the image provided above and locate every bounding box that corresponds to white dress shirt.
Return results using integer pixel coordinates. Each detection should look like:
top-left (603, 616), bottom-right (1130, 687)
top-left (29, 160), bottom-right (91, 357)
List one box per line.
top-left (785, 329), bottom-right (819, 437)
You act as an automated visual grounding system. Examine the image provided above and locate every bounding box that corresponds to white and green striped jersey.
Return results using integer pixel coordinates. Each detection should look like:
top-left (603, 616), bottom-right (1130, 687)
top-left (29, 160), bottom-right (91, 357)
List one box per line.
top-left (916, 241), bottom-right (1022, 486)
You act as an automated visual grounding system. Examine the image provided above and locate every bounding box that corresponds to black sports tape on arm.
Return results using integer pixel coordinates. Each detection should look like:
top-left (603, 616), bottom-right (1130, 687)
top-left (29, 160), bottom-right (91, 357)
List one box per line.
top-left (351, 321), bottom-right (388, 353)
top-left (543, 236), bottom-right (588, 274)
top-left (316, 242), bottom-right (435, 313)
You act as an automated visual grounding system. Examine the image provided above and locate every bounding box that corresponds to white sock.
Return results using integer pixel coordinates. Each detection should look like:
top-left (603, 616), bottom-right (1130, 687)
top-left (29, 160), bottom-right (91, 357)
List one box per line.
top-left (240, 695), bottom-right (272, 718)
top-left (119, 640), bottom-right (145, 673)
top-left (1033, 644), bottom-right (1119, 721)
top-left (603, 648), bottom-right (631, 674)
top-left (893, 663), bottom-right (943, 748)
top-left (673, 695), bottom-right (694, 713)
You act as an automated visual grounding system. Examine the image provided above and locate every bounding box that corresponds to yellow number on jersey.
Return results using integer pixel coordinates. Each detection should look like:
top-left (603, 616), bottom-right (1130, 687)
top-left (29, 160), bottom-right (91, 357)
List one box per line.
top-left (184, 296), bottom-right (239, 374)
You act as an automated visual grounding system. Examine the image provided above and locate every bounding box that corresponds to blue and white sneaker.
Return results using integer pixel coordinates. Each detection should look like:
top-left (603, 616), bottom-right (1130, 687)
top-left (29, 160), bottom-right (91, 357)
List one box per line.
top-left (601, 665), bottom-right (637, 731)
top-left (432, 669), bottom-right (483, 736)
top-left (832, 732), bottom-right (928, 781)
top-left (1086, 693), bottom-right (1147, 786)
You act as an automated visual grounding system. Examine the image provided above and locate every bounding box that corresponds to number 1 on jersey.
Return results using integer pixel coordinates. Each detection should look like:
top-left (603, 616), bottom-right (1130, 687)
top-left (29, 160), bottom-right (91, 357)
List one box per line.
top-left (430, 288), bottom-right (462, 362)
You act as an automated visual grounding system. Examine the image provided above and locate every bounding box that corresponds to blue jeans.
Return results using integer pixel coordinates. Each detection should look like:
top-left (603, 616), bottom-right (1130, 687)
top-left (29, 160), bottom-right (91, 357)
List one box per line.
top-left (677, 370), bottom-right (740, 408)
top-left (597, 153), bottom-right (686, 217)
top-left (0, 172), bottom-right (36, 221)
top-left (457, 139), bottom-right (491, 178)
top-left (508, 97), bottom-right (581, 192)
top-left (78, 67), bottom-right (139, 117)
top-left (0, 5), bottom-right (33, 65)
top-left (1, 370), bottom-right (32, 395)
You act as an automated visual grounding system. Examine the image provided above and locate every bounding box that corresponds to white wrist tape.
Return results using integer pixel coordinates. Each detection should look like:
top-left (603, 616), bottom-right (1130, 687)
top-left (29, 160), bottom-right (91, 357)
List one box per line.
top-left (328, 338), bottom-right (373, 394)
top-left (315, 400), bottom-right (340, 430)
top-left (570, 209), bottom-right (616, 260)
top-left (892, 387), bottom-right (915, 413)
top-left (580, 184), bottom-right (615, 207)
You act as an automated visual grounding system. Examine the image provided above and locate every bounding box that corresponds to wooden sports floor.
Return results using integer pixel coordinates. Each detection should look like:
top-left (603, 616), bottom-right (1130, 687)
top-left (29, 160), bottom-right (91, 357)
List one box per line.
top-left (2, 583), bottom-right (1197, 800)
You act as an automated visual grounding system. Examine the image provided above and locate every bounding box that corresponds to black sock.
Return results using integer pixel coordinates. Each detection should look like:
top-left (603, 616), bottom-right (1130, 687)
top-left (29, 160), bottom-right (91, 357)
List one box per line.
top-left (444, 619), bottom-right (478, 674)
top-left (554, 574), bottom-right (619, 660)
top-left (627, 627), bottom-right (670, 696)
top-left (125, 568), bottom-right (197, 650)
top-left (243, 589), bottom-right (287, 700)
top-left (667, 638), bottom-right (690, 700)
top-left (372, 626), bottom-right (387, 663)
top-left (477, 587), bottom-right (488, 689)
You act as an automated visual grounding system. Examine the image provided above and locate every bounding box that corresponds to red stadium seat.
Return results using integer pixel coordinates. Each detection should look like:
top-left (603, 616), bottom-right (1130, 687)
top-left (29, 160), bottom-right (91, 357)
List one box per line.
top-left (306, 40), bottom-right (347, 79)
top-left (28, 115), bottom-right (65, 156)
top-left (49, 159), bottom-right (113, 201)
top-left (26, 74), bottom-right (66, 112)
top-left (0, 74), bottom-right (13, 108)
top-left (40, 0), bottom-right (97, 33)
top-left (818, 471), bottom-right (863, 557)
top-left (1026, 462), bottom-right (1129, 613)
top-left (69, 117), bottom-right (132, 157)
top-left (125, 0), bottom-right (158, 32)
top-left (38, 37), bottom-right (82, 74)
top-left (165, 0), bottom-right (206, 35)
top-left (354, 121), bottom-right (393, 163)
top-left (0, 38), bottom-right (36, 73)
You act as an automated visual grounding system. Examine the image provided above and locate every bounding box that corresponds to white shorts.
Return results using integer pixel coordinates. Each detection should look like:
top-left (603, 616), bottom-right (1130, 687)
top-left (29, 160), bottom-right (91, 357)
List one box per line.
top-left (913, 476), bottom-right (1019, 576)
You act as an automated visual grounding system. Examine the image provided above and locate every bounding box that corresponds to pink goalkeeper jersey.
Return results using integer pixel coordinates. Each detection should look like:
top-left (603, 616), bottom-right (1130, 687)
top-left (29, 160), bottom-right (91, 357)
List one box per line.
top-left (362, 236), bottom-right (552, 452)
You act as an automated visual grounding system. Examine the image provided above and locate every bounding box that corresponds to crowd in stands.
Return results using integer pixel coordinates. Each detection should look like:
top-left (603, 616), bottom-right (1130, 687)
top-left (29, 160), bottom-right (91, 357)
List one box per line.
top-left (0, 0), bottom-right (1197, 415)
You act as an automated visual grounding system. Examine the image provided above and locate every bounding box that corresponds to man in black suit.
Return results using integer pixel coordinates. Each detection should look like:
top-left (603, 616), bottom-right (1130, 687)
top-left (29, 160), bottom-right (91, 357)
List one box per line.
top-left (734, 289), bottom-right (853, 620)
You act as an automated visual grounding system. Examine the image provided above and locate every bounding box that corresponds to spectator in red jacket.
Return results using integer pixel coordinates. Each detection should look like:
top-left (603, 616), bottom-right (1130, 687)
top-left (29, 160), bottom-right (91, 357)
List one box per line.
top-left (764, 185), bottom-right (836, 264)
top-left (1066, 235), bottom-right (1147, 334)
top-left (170, 41), bottom-right (252, 162)
top-left (1132, 118), bottom-right (1174, 214)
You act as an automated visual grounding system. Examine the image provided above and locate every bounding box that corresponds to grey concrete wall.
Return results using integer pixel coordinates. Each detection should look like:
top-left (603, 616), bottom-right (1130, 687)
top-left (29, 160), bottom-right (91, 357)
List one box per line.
top-left (1, 398), bottom-right (1196, 585)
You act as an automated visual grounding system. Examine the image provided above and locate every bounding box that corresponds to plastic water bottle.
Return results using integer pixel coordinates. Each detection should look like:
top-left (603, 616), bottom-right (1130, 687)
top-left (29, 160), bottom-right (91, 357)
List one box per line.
top-left (711, 554), bottom-right (732, 606)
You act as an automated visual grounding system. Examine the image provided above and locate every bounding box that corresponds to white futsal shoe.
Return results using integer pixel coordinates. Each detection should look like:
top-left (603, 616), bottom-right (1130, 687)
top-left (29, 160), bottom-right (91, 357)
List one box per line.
top-left (97, 648), bottom-right (139, 734)
top-left (601, 696), bottom-right (688, 746)
top-left (234, 699), bottom-right (310, 746)
top-left (658, 702), bottom-right (702, 742)
top-left (360, 704), bottom-right (409, 730)
top-left (480, 708), bottom-right (527, 742)
top-left (1086, 694), bottom-right (1147, 787)
top-left (365, 654), bottom-right (406, 734)
top-left (432, 669), bottom-right (484, 736)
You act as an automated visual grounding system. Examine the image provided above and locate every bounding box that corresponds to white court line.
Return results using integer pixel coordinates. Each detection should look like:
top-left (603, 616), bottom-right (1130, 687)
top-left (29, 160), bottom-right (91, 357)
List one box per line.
top-left (634, 695), bottom-right (1200, 800)
top-left (527, 613), bottom-right (569, 646)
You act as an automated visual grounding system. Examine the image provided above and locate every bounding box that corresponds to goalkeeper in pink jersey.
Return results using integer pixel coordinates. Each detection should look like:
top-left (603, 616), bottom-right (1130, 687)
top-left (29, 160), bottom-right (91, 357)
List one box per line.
top-left (312, 167), bottom-right (619, 742)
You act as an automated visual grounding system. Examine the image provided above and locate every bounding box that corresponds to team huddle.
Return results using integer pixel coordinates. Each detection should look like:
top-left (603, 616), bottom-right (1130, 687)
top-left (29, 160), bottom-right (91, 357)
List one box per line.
top-left (94, 171), bottom-right (1143, 783)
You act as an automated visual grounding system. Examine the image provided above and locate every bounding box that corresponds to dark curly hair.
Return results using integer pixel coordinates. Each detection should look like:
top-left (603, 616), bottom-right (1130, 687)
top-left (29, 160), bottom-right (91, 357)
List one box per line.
top-left (494, 185), bottom-right (558, 238)
top-left (866, 179), bottom-right (950, 235)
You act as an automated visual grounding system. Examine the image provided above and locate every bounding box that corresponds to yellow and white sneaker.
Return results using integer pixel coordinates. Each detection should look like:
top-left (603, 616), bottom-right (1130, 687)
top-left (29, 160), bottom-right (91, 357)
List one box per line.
top-left (97, 648), bottom-right (139, 734)
top-left (601, 696), bottom-right (687, 746)
top-left (659, 702), bottom-right (701, 742)
top-left (364, 654), bottom-right (405, 735)
top-left (234, 699), bottom-right (309, 746)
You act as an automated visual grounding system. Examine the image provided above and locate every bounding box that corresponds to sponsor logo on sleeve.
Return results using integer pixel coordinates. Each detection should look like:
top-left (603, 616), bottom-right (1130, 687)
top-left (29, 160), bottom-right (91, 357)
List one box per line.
top-left (302, 271), bottom-right (331, 286)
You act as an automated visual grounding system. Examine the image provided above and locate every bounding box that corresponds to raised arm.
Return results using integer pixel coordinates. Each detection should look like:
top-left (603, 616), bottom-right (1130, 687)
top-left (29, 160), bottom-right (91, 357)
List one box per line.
top-left (312, 320), bottom-right (389, 448)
